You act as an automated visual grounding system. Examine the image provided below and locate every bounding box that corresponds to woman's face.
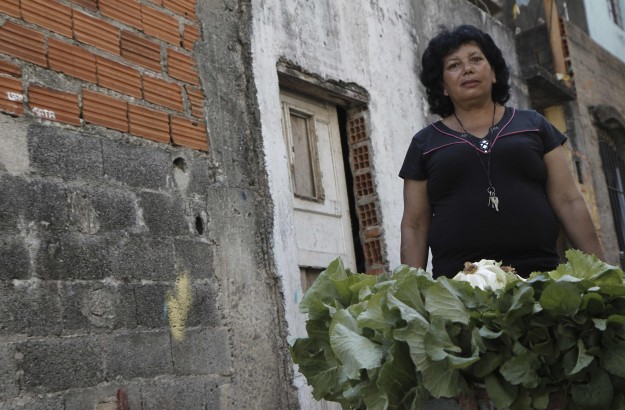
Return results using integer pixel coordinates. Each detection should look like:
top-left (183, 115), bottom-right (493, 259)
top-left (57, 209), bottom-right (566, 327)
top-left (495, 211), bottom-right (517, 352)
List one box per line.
top-left (441, 41), bottom-right (496, 106)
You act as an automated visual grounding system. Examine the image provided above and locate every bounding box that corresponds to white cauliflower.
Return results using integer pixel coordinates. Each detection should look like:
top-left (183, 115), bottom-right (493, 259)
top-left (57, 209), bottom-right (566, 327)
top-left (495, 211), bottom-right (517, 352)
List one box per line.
top-left (452, 260), bottom-right (514, 291)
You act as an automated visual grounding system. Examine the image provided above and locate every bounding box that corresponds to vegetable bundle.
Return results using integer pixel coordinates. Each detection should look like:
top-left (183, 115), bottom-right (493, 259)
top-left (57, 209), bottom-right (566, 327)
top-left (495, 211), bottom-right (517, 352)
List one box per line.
top-left (290, 250), bottom-right (625, 410)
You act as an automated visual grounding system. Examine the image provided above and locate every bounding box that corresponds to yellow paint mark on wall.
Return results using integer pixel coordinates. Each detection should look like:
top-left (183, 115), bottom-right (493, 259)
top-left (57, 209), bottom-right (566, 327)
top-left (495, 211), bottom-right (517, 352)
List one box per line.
top-left (167, 271), bottom-right (192, 341)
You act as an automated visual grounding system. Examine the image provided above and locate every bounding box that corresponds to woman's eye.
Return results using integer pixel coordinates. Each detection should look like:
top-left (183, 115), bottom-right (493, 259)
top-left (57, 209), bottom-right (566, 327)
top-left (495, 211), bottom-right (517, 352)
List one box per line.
top-left (447, 63), bottom-right (460, 70)
top-left (472, 56), bottom-right (483, 62)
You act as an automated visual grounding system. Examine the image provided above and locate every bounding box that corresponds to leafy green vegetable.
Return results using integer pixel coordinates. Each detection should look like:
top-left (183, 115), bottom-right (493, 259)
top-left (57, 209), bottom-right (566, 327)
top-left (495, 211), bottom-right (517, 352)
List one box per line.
top-left (290, 250), bottom-right (625, 410)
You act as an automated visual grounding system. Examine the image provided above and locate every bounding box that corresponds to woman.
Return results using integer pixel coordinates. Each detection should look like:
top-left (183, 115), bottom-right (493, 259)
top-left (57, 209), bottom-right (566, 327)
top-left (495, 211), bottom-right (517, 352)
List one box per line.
top-left (399, 24), bottom-right (604, 278)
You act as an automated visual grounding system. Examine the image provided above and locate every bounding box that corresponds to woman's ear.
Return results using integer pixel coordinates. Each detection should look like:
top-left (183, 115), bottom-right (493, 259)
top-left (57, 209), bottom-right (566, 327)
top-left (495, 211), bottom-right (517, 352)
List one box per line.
top-left (443, 88), bottom-right (449, 96)
top-left (492, 72), bottom-right (496, 83)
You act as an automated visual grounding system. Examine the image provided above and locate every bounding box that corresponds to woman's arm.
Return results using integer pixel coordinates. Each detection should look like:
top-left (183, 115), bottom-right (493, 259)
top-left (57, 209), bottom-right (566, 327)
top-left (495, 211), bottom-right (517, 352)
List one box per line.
top-left (400, 179), bottom-right (432, 269)
top-left (545, 146), bottom-right (605, 260)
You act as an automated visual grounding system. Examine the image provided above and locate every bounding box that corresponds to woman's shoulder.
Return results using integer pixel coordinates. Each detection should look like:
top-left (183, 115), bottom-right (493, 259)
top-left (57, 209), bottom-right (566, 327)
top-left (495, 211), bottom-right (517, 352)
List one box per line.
top-left (504, 107), bottom-right (551, 129)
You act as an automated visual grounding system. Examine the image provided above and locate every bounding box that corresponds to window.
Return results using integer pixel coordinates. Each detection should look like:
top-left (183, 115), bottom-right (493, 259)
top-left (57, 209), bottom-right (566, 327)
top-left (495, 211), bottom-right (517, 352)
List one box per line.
top-left (608, 0), bottom-right (624, 28)
top-left (282, 105), bottom-right (324, 202)
top-left (598, 128), bottom-right (625, 266)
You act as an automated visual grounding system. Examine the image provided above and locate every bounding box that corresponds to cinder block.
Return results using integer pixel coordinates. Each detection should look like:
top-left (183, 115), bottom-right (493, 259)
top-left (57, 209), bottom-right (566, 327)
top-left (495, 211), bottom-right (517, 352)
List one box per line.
top-left (60, 282), bottom-right (137, 333)
top-left (63, 383), bottom-right (142, 410)
top-left (24, 179), bottom-right (71, 232)
top-left (18, 336), bottom-right (105, 392)
top-left (0, 344), bottom-right (18, 399)
top-left (0, 235), bottom-right (29, 280)
top-left (138, 192), bottom-right (190, 237)
top-left (0, 395), bottom-right (64, 410)
top-left (185, 282), bottom-right (220, 328)
top-left (111, 235), bottom-right (175, 281)
top-left (140, 376), bottom-right (221, 410)
top-left (0, 175), bottom-right (27, 232)
top-left (28, 124), bottom-right (103, 182)
top-left (171, 327), bottom-right (230, 375)
top-left (174, 238), bottom-right (214, 280)
top-left (103, 331), bottom-right (173, 379)
top-left (186, 156), bottom-right (213, 196)
top-left (37, 233), bottom-right (112, 280)
top-left (0, 281), bottom-right (62, 336)
top-left (131, 283), bottom-right (169, 329)
top-left (101, 138), bottom-right (171, 190)
top-left (65, 186), bottom-right (137, 234)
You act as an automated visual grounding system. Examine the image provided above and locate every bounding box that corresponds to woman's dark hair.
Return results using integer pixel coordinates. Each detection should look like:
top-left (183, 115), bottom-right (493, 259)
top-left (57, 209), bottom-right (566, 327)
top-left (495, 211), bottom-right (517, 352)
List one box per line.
top-left (420, 25), bottom-right (511, 117)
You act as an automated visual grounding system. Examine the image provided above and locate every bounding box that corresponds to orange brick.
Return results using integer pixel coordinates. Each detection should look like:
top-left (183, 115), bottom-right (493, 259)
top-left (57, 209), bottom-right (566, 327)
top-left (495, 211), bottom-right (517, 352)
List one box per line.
top-left (182, 23), bottom-right (199, 51)
top-left (28, 85), bottom-right (80, 125)
top-left (0, 22), bottom-right (46, 66)
top-left (21, 0), bottom-right (72, 38)
top-left (129, 104), bottom-right (170, 143)
top-left (68, 0), bottom-right (98, 10)
top-left (96, 56), bottom-right (142, 98)
top-left (73, 11), bottom-right (120, 55)
top-left (185, 86), bottom-right (204, 118)
top-left (48, 38), bottom-right (97, 83)
top-left (82, 90), bottom-right (128, 132)
top-left (163, 0), bottom-right (196, 19)
top-left (120, 31), bottom-right (161, 71)
top-left (141, 5), bottom-right (180, 45)
top-left (0, 0), bottom-right (20, 17)
top-left (170, 115), bottom-right (207, 150)
top-left (0, 60), bottom-right (22, 77)
top-left (167, 48), bottom-right (198, 84)
top-left (99, 0), bottom-right (143, 30)
top-left (143, 75), bottom-right (182, 111)
top-left (0, 76), bottom-right (24, 115)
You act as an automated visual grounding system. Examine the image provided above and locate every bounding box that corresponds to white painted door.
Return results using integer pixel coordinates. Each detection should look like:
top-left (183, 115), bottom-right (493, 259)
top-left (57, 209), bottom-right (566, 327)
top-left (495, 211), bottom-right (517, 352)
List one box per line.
top-left (280, 90), bottom-right (357, 281)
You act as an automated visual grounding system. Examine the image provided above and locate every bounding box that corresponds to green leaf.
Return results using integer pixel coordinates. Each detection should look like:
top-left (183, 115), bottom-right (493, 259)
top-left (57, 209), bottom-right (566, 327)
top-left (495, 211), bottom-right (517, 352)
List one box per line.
top-left (601, 338), bottom-right (625, 378)
top-left (500, 351), bottom-right (540, 388)
top-left (571, 367), bottom-right (613, 409)
top-left (391, 274), bottom-right (428, 317)
top-left (421, 357), bottom-right (466, 398)
top-left (582, 292), bottom-right (606, 316)
top-left (377, 342), bottom-right (418, 408)
top-left (357, 291), bottom-right (399, 336)
top-left (608, 314), bottom-right (625, 325)
top-left (329, 309), bottom-right (384, 379)
top-left (551, 249), bottom-right (623, 283)
top-left (425, 278), bottom-right (470, 325)
top-left (485, 373), bottom-right (517, 409)
top-left (539, 282), bottom-right (582, 316)
top-left (566, 339), bottom-right (594, 376)
top-left (424, 317), bottom-right (462, 361)
top-left (394, 319), bottom-right (430, 370)
top-left (386, 292), bottom-right (429, 325)
top-left (472, 351), bottom-right (504, 378)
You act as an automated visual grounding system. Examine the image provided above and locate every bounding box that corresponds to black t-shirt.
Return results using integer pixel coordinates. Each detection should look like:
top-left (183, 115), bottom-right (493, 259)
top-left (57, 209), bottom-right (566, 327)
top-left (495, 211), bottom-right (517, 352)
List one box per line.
top-left (399, 107), bottom-right (566, 277)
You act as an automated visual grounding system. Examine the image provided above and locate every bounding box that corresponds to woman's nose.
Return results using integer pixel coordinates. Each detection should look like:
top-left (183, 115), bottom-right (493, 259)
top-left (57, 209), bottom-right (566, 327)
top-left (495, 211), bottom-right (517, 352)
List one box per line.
top-left (462, 63), bottom-right (474, 74)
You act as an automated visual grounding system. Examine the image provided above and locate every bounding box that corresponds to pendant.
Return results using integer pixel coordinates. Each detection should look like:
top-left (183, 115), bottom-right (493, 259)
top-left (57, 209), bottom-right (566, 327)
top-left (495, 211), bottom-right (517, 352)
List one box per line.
top-left (487, 186), bottom-right (499, 212)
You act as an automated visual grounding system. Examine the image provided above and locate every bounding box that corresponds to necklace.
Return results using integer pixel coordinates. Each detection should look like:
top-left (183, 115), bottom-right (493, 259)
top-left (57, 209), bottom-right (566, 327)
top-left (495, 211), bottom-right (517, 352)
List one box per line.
top-left (453, 104), bottom-right (499, 211)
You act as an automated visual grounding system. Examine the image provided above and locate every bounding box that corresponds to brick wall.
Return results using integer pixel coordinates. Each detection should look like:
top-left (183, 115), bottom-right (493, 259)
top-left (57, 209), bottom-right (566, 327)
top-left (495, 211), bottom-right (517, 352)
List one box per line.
top-left (0, 0), bottom-right (207, 150)
top-left (347, 107), bottom-right (389, 275)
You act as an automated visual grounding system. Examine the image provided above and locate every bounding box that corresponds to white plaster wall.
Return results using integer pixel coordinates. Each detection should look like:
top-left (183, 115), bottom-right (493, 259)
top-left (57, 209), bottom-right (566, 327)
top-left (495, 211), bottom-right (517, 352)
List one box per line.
top-left (250, 0), bottom-right (526, 408)
top-left (583, 0), bottom-right (625, 64)
top-left (252, 2), bottom-right (424, 408)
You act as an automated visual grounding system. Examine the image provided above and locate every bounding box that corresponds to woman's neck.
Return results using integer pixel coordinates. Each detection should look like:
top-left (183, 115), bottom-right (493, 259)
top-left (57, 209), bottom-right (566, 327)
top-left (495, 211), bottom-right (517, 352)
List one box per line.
top-left (444, 101), bottom-right (501, 138)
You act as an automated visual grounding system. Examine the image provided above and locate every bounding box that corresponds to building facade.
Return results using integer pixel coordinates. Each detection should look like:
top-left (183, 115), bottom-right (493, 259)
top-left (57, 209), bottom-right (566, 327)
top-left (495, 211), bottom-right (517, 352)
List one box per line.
top-left (5, 0), bottom-right (620, 409)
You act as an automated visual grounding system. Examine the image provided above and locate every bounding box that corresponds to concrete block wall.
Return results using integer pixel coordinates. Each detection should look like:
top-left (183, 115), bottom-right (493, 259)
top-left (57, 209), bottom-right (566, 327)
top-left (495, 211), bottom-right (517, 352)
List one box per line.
top-left (0, 0), bottom-right (295, 409)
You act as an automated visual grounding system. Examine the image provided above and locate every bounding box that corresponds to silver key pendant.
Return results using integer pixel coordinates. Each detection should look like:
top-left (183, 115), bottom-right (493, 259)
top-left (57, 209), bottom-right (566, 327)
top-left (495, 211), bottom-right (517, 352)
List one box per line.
top-left (487, 186), bottom-right (499, 212)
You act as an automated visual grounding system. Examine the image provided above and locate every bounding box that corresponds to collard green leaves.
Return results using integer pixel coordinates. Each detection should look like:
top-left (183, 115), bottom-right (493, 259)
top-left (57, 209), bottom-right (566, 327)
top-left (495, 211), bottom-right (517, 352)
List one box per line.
top-left (290, 250), bottom-right (625, 410)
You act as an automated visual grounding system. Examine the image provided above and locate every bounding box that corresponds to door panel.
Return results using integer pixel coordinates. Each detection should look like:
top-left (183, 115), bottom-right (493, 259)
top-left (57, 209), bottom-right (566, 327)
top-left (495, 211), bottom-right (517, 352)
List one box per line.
top-left (280, 90), bottom-right (356, 272)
